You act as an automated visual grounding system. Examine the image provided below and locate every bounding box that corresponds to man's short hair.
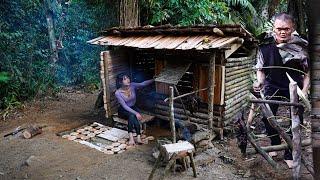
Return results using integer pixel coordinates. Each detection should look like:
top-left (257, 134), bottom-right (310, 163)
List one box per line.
top-left (274, 12), bottom-right (295, 24)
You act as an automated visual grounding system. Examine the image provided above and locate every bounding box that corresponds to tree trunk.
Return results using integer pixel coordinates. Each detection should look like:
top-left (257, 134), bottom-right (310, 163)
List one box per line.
top-left (45, 0), bottom-right (58, 63)
top-left (268, 0), bottom-right (280, 18)
top-left (287, 0), bottom-right (307, 37)
top-left (119, 0), bottom-right (140, 27)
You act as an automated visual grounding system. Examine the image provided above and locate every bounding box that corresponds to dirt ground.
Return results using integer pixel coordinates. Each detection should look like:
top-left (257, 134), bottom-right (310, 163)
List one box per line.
top-left (0, 90), bottom-right (314, 180)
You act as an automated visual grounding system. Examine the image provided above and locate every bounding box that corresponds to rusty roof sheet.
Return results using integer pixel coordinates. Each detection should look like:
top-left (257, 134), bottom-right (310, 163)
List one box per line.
top-left (88, 35), bottom-right (242, 50)
top-left (87, 24), bottom-right (257, 50)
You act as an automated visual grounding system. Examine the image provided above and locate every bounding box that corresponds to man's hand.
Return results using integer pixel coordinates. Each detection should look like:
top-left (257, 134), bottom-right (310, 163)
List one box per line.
top-left (136, 113), bottom-right (143, 121)
top-left (301, 88), bottom-right (308, 97)
top-left (253, 81), bottom-right (264, 92)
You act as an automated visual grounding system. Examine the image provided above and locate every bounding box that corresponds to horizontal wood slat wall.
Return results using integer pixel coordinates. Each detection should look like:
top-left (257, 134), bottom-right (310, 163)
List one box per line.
top-left (223, 56), bottom-right (254, 126)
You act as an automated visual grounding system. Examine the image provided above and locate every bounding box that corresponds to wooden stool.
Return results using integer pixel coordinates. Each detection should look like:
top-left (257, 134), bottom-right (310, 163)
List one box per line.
top-left (148, 141), bottom-right (197, 180)
top-left (113, 113), bottom-right (155, 133)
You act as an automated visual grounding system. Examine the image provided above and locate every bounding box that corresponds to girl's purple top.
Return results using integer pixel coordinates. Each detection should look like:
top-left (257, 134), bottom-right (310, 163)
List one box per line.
top-left (115, 79), bottom-right (154, 115)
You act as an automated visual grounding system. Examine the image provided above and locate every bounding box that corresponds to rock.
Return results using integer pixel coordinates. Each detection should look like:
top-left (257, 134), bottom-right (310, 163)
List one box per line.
top-left (194, 153), bottom-right (215, 166)
top-left (70, 132), bottom-right (78, 136)
top-left (152, 151), bottom-right (160, 159)
top-left (119, 144), bottom-right (127, 150)
top-left (196, 139), bottom-right (210, 147)
top-left (112, 142), bottom-right (120, 147)
top-left (191, 130), bottom-right (211, 144)
top-left (25, 155), bottom-right (42, 167)
top-left (62, 135), bottom-right (70, 139)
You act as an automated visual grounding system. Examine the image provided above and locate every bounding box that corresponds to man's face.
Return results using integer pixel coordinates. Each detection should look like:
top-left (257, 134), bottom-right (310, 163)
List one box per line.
top-left (273, 19), bottom-right (294, 43)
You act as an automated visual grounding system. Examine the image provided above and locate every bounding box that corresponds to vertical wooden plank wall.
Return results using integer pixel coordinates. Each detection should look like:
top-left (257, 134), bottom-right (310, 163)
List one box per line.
top-left (198, 64), bottom-right (224, 105)
top-left (100, 50), bottom-right (129, 118)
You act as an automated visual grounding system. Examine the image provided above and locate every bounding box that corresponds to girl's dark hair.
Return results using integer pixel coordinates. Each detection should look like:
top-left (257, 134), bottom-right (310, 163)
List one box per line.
top-left (116, 72), bottom-right (130, 89)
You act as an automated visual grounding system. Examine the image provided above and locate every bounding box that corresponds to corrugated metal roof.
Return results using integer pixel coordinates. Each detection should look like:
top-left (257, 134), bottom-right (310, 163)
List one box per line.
top-left (88, 35), bottom-right (242, 50)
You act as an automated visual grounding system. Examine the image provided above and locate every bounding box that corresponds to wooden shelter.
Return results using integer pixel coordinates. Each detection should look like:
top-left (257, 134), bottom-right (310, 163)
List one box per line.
top-left (88, 24), bottom-right (257, 137)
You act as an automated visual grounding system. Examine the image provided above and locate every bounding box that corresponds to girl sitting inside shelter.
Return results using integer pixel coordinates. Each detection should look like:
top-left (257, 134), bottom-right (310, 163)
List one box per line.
top-left (115, 73), bottom-right (154, 145)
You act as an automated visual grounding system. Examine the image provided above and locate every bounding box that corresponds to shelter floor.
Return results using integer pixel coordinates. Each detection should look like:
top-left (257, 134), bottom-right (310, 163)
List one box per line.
top-left (0, 89), bottom-right (312, 179)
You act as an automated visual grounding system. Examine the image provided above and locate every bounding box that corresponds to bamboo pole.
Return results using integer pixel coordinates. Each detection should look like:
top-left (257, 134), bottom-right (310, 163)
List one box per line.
top-left (169, 86), bottom-right (176, 143)
top-left (155, 104), bottom-right (209, 119)
top-left (290, 80), bottom-right (301, 179)
top-left (173, 86), bottom-right (190, 122)
top-left (247, 139), bottom-right (312, 155)
top-left (164, 88), bottom-right (208, 102)
top-left (249, 99), bottom-right (303, 107)
top-left (208, 54), bottom-right (216, 135)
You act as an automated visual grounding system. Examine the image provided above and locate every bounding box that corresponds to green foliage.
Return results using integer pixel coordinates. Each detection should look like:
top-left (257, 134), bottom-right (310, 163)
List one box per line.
top-left (0, 0), bottom-right (112, 111)
top-left (141, 0), bottom-right (283, 36)
top-left (142, 0), bottom-right (230, 25)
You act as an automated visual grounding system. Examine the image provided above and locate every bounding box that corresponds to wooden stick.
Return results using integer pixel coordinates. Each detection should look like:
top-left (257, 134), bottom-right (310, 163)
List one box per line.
top-left (286, 73), bottom-right (311, 111)
top-left (249, 99), bottom-right (303, 107)
top-left (164, 88), bottom-right (208, 102)
top-left (188, 152), bottom-right (197, 177)
top-left (148, 153), bottom-right (163, 180)
top-left (173, 86), bottom-right (190, 122)
top-left (169, 86), bottom-right (176, 143)
top-left (247, 132), bottom-right (278, 169)
top-left (161, 153), bottom-right (178, 180)
top-left (290, 81), bottom-right (301, 179)
top-left (246, 103), bottom-right (256, 129)
top-left (246, 138), bottom-right (312, 155)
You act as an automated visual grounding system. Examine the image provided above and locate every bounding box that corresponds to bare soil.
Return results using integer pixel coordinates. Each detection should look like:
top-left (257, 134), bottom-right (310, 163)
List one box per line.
top-left (0, 90), bottom-right (314, 180)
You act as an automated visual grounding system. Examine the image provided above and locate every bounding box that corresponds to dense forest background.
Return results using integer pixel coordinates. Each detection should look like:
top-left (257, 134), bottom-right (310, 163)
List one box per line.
top-left (0, 0), bottom-right (306, 115)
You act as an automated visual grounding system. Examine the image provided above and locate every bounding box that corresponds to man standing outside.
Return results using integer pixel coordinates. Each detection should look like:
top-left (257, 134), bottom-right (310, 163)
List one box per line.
top-left (253, 13), bottom-right (310, 168)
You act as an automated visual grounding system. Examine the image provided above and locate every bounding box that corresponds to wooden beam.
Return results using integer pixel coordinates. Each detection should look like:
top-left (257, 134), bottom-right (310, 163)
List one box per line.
top-left (225, 42), bottom-right (243, 58)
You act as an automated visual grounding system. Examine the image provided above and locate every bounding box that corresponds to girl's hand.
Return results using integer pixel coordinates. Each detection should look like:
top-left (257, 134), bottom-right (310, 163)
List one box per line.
top-left (136, 113), bottom-right (142, 121)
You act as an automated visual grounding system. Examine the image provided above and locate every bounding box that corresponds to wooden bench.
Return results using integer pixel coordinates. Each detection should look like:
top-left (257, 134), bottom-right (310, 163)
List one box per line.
top-left (113, 113), bottom-right (155, 134)
top-left (148, 141), bottom-right (197, 180)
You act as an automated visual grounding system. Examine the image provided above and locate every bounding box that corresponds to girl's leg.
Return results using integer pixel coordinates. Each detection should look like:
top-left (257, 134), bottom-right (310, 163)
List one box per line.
top-left (128, 114), bottom-right (138, 145)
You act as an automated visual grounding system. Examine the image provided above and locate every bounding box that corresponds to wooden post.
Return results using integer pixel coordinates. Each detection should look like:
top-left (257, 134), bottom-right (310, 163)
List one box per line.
top-left (101, 52), bottom-right (111, 118)
top-left (290, 81), bottom-right (301, 179)
top-left (169, 86), bottom-right (176, 143)
top-left (208, 54), bottom-right (216, 136)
